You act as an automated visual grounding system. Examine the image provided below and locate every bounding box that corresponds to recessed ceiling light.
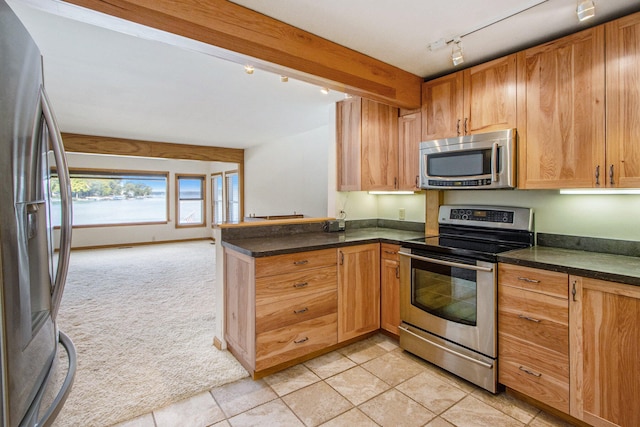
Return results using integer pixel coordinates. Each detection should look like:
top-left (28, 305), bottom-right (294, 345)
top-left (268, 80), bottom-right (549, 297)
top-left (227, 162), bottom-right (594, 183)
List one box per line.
top-left (320, 87), bottom-right (330, 95)
top-left (244, 65), bottom-right (254, 74)
top-left (280, 75), bottom-right (288, 82)
top-left (577, 0), bottom-right (595, 21)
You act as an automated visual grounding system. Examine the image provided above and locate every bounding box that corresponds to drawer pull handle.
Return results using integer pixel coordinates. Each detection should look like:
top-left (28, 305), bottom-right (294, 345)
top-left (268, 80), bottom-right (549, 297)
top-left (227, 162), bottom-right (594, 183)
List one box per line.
top-left (384, 250), bottom-right (397, 255)
top-left (518, 314), bottom-right (541, 323)
top-left (294, 337), bottom-right (309, 344)
top-left (519, 366), bottom-right (542, 378)
top-left (293, 307), bottom-right (309, 314)
top-left (293, 282), bottom-right (309, 289)
top-left (293, 260), bottom-right (309, 265)
top-left (517, 277), bottom-right (540, 284)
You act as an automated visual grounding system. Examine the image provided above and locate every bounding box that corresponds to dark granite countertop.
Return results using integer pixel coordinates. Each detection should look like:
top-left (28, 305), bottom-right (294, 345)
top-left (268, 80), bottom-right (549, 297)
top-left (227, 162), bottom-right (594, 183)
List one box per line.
top-left (221, 227), bottom-right (426, 257)
top-left (498, 246), bottom-right (640, 287)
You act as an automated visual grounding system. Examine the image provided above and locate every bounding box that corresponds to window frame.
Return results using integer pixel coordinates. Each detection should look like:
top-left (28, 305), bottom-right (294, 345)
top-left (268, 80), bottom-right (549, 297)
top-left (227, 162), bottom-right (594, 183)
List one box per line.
top-left (211, 173), bottom-right (224, 226)
top-left (175, 173), bottom-right (206, 228)
top-left (52, 168), bottom-right (170, 229)
top-left (224, 170), bottom-right (240, 224)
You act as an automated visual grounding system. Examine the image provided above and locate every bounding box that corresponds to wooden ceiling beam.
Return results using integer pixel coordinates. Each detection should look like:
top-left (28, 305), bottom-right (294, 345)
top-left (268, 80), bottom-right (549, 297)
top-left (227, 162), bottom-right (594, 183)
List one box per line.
top-left (61, 0), bottom-right (422, 109)
top-left (62, 133), bottom-right (244, 164)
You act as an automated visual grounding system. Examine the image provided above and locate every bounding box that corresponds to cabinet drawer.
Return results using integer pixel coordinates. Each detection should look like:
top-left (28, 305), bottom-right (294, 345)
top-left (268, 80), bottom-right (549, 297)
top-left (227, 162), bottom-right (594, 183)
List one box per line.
top-left (380, 243), bottom-right (400, 261)
top-left (256, 289), bottom-right (337, 334)
top-left (498, 284), bottom-right (568, 355)
top-left (255, 313), bottom-right (338, 371)
top-left (255, 266), bottom-right (336, 304)
top-left (499, 264), bottom-right (568, 298)
top-left (499, 335), bottom-right (569, 413)
top-left (255, 249), bottom-right (337, 278)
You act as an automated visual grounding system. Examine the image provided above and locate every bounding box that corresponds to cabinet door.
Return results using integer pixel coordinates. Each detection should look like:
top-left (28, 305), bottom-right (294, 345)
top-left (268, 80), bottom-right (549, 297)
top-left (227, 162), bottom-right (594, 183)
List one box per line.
top-left (337, 244), bottom-right (380, 342)
top-left (517, 26), bottom-right (605, 189)
top-left (336, 97), bottom-right (362, 191)
top-left (398, 112), bottom-right (421, 191)
top-left (361, 99), bottom-right (399, 190)
top-left (570, 276), bottom-right (640, 427)
top-left (464, 54), bottom-right (517, 134)
top-left (606, 12), bottom-right (640, 188)
top-left (421, 72), bottom-right (464, 140)
top-left (380, 244), bottom-right (400, 335)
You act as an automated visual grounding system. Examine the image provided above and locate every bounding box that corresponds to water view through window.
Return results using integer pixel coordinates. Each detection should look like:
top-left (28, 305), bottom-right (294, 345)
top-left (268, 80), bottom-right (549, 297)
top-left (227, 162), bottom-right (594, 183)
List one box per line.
top-left (50, 172), bottom-right (168, 226)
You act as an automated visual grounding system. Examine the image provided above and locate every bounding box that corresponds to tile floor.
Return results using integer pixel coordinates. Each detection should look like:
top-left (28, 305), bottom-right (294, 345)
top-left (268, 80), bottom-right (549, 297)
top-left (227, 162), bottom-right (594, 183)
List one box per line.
top-left (114, 334), bottom-right (574, 427)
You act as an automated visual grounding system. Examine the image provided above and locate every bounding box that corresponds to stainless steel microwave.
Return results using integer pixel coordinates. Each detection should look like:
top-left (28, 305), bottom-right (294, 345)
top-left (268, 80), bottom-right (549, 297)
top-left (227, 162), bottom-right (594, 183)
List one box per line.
top-left (419, 129), bottom-right (516, 190)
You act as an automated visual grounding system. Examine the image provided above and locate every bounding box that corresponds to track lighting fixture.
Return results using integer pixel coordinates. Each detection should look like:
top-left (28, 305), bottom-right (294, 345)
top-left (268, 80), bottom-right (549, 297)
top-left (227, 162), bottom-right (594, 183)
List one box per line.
top-left (244, 65), bottom-right (254, 74)
top-left (576, 0), bottom-right (595, 22)
top-left (451, 39), bottom-right (464, 66)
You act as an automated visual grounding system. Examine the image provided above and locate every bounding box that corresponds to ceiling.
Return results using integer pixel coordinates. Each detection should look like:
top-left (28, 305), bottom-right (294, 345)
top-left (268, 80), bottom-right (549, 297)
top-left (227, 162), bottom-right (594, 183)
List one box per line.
top-left (7, 0), bottom-right (640, 150)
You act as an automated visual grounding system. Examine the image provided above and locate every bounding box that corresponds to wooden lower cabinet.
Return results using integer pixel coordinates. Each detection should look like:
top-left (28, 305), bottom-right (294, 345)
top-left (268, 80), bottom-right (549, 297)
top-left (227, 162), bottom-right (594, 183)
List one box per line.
top-left (498, 264), bottom-right (570, 413)
top-left (337, 243), bottom-right (380, 342)
top-left (224, 247), bottom-right (338, 376)
top-left (570, 276), bottom-right (640, 427)
top-left (380, 243), bottom-right (400, 335)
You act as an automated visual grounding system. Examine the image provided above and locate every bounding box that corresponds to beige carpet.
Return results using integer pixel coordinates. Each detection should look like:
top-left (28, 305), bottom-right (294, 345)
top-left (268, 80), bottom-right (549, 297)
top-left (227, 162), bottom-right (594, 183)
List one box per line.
top-left (52, 240), bottom-right (248, 427)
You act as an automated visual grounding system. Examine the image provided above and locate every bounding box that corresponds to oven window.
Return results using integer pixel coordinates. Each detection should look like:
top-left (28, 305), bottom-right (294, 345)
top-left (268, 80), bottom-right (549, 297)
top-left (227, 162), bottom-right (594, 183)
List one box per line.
top-left (411, 259), bottom-right (477, 326)
top-left (427, 148), bottom-right (497, 177)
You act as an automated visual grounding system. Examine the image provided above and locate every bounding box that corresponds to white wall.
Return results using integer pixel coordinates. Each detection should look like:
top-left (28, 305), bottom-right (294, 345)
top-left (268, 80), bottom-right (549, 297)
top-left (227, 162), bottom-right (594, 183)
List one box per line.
top-left (244, 123), bottom-right (332, 218)
top-left (61, 152), bottom-right (236, 248)
top-left (446, 190), bottom-right (640, 241)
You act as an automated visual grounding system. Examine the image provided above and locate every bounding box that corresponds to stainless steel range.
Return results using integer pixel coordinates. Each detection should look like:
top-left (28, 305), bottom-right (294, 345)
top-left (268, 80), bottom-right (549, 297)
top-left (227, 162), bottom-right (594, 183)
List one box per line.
top-left (399, 205), bottom-right (533, 393)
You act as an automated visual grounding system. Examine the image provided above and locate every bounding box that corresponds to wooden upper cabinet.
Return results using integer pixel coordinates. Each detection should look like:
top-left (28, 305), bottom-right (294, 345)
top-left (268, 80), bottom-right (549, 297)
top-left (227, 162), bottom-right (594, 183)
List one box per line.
top-left (336, 96), bottom-right (399, 191)
top-left (336, 97), bottom-right (362, 191)
top-left (464, 54), bottom-right (517, 134)
top-left (398, 112), bottom-right (421, 190)
top-left (421, 54), bottom-right (517, 141)
top-left (421, 72), bottom-right (463, 140)
top-left (517, 26), bottom-right (606, 189)
top-left (606, 11), bottom-right (640, 188)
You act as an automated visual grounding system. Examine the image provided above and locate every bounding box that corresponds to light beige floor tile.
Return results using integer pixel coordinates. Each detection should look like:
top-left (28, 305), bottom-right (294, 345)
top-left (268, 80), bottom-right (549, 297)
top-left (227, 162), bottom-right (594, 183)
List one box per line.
top-left (211, 377), bottom-right (277, 417)
top-left (359, 389), bottom-right (436, 427)
top-left (528, 410), bottom-right (577, 427)
top-left (211, 421), bottom-right (232, 427)
top-left (325, 366), bottom-right (390, 405)
top-left (396, 371), bottom-right (467, 414)
top-left (338, 336), bottom-right (389, 364)
top-left (303, 350), bottom-right (357, 379)
top-left (153, 391), bottom-right (226, 427)
top-left (425, 417), bottom-right (456, 427)
top-left (112, 413), bottom-right (156, 427)
top-left (228, 399), bottom-right (304, 427)
top-left (362, 350), bottom-right (425, 386)
top-left (471, 388), bottom-right (540, 424)
top-left (441, 395), bottom-right (524, 427)
top-left (369, 333), bottom-right (400, 352)
top-left (319, 408), bottom-right (378, 427)
top-left (282, 381), bottom-right (353, 427)
top-left (262, 364), bottom-right (320, 397)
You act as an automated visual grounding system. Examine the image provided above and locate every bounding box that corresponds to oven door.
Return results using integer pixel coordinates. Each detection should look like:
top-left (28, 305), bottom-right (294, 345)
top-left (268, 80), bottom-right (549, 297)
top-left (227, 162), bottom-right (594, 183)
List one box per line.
top-left (399, 248), bottom-right (497, 358)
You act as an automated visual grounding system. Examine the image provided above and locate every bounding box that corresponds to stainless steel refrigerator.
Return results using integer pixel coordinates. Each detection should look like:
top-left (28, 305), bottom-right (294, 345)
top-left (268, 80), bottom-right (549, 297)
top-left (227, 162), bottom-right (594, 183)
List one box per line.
top-left (1, 1), bottom-right (76, 426)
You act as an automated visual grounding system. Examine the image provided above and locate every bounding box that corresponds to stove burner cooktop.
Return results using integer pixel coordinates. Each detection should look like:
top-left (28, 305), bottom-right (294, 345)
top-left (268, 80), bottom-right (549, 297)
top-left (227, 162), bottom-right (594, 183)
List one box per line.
top-left (405, 235), bottom-right (531, 262)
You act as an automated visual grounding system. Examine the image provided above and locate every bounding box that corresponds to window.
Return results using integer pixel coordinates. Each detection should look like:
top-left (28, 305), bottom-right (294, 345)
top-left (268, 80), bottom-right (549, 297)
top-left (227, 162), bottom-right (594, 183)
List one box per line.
top-left (225, 171), bottom-right (239, 223)
top-left (176, 174), bottom-right (205, 227)
top-left (211, 174), bottom-right (223, 225)
top-left (50, 170), bottom-right (168, 227)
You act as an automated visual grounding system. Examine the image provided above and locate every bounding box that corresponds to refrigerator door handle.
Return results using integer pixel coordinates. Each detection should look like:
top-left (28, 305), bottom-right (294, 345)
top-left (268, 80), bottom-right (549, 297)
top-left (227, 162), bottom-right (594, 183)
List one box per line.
top-left (41, 86), bottom-right (72, 322)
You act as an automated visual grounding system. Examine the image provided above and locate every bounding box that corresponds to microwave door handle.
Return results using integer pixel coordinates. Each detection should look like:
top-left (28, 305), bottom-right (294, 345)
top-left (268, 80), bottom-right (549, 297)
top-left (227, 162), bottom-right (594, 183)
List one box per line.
top-left (399, 252), bottom-right (493, 273)
top-left (41, 86), bottom-right (72, 322)
top-left (491, 142), bottom-right (498, 183)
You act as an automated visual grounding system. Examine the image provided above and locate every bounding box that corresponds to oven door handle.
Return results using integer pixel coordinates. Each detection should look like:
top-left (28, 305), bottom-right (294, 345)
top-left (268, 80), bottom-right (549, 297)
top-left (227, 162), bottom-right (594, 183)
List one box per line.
top-left (399, 252), bottom-right (493, 273)
top-left (399, 325), bottom-right (493, 369)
